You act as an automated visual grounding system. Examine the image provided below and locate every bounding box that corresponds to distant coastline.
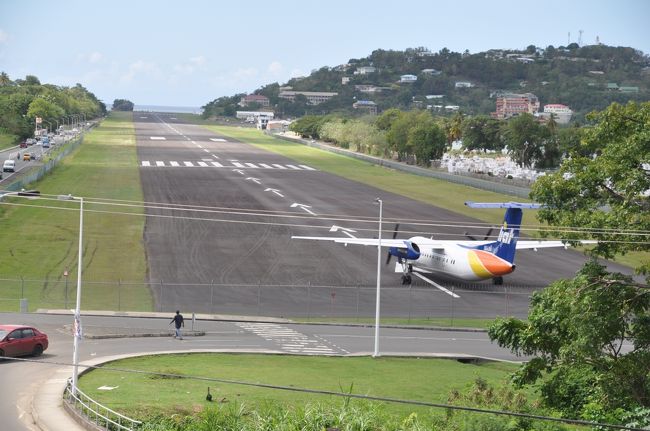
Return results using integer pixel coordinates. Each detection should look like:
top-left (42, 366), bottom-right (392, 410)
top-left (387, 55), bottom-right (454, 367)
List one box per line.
top-left (132, 105), bottom-right (203, 114)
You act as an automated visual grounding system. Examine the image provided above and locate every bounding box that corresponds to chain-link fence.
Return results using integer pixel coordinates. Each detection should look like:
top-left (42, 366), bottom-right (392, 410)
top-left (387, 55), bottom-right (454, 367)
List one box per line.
top-left (0, 277), bottom-right (542, 322)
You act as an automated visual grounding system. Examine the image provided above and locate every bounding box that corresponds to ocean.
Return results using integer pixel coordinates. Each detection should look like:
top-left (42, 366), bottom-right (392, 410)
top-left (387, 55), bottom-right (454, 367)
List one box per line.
top-left (133, 105), bottom-right (203, 114)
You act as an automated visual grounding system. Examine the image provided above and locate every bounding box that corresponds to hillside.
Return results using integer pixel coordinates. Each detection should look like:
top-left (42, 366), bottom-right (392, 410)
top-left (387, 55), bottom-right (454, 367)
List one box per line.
top-left (203, 44), bottom-right (650, 122)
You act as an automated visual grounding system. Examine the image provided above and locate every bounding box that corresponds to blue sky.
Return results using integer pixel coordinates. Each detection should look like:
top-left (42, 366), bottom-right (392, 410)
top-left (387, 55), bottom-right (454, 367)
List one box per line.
top-left (1, 0), bottom-right (648, 107)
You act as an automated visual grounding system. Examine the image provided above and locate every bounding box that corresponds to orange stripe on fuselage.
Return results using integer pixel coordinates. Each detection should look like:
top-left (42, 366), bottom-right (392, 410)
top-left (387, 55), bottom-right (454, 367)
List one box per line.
top-left (467, 250), bottom-right (514, 278)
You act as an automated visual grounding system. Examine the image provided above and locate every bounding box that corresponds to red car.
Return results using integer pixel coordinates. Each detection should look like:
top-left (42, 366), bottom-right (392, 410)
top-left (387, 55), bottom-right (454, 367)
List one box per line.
top-left (0, 325), bottom-right (49, 358)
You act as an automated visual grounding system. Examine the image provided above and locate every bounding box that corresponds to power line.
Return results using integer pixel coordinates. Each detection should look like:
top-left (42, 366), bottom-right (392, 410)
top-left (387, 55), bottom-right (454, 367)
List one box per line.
top-left (3, 355), bottom-right (645, 431)
top-left (1, 192), bottom-right (649, 243)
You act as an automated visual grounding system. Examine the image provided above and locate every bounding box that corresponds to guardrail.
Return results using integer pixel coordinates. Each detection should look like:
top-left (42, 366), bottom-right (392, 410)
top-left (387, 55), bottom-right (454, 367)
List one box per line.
top-left (63, 379), bottom-right (141, 431)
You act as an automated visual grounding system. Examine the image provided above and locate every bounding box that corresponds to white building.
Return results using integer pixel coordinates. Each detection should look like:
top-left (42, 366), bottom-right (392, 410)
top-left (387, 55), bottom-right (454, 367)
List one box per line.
top-left (400, 74), bottom-right (417, 83)
top-left (455, 81), bottom-right (474, 88)
top-left (354, 66), bottom-right (376, 75)
top-left (543, 104), bottom-right (573, 124)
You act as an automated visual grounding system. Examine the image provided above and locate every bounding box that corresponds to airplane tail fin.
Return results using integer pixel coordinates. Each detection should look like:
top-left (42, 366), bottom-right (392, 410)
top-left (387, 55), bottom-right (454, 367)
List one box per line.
top-left (465, 202), bottom-right (542, 264)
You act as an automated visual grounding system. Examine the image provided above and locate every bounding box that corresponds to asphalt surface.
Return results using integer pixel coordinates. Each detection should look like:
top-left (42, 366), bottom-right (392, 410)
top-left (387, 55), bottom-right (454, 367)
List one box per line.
top-left (1, 311), bottom-right (538, 431)
top-left (136, 113), bottom-right (633, 319)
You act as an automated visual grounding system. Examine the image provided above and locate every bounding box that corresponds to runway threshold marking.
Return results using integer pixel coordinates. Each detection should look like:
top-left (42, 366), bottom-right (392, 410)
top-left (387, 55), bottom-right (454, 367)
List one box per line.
top-left (235, 322), bottom-right (346, 355)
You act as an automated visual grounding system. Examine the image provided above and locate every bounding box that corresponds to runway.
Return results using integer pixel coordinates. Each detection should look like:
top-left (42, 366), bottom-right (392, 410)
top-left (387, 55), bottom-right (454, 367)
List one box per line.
top-left (135, 113), bottom-right (630, 319)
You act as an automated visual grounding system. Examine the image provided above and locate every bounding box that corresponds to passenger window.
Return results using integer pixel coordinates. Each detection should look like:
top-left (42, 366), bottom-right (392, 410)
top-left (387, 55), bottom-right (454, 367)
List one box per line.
top-left (9, 330), bottom-right (22, 339)
top-left (22, 329), bottom-right (34, 338)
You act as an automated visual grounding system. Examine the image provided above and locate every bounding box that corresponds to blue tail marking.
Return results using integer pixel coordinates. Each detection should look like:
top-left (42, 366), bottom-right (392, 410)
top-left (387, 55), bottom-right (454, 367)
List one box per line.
top-left (464, 202), bottom-right (541, 265)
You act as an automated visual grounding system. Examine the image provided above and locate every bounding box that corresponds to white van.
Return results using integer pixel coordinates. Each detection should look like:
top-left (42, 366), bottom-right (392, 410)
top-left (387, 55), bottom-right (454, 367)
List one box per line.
top-left (3, 160), bottom-right (16, 172)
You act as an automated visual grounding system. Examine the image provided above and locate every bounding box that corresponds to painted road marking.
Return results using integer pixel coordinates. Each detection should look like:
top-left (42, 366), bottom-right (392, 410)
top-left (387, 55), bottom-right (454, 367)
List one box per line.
top-left (210, 138), bottom-right (227, 142)
top-left (139, 161), bottom-right (316, 170)
top-left (235, 322), bottom-right (345, 355)
top-left (150, 136), bottom-right (166, 140)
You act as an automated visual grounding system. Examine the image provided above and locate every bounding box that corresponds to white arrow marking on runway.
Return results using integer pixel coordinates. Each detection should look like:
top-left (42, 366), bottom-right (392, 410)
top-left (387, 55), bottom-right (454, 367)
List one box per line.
top-left (329, 225), bottom-right (357, 238)
top-left (233, 169), bottom-right (245, 174)
top-left (291, 203), bottom-right (316, 215)
top-left (265, 188), bottom-right (284, 197)
top-left (246, 177), bottom-right (261, 184)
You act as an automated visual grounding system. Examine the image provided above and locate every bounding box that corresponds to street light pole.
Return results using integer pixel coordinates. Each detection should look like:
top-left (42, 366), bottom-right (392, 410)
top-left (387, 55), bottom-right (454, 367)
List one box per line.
top-left (373, 198), bottom-right (383, 357)
top-left (58, 194), bottom-right (83, 394)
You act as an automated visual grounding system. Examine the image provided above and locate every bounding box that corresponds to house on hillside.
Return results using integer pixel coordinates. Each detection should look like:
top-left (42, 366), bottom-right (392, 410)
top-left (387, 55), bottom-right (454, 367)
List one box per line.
top-left (239, 94), bottom-right (270, 108)
top-left (400, 74), bottom-right (417, 83)
top-left (455, 81), bottom-right (474, 88)
top-left (354, 66), bottom-right (376, 75)
top-left (352, 100), bottom-right (378, 115)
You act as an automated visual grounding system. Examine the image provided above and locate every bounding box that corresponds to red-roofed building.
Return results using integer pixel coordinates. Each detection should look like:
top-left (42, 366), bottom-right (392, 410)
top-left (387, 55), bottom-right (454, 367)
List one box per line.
top-left (493, 93), bottom-right (540, 119)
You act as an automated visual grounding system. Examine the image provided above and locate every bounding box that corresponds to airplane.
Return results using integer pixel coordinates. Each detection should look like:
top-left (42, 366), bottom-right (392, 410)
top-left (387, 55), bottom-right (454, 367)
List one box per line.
top-left (292, 202), bottom-right (595, 294)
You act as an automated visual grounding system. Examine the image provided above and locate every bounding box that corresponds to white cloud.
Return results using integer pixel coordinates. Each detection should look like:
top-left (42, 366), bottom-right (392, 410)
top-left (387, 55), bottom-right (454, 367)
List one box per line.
top-left (0, 29), bottom-right (9, 44)
top-left (120, 60), bottom-right (161, 83)
top-left (267, 61), bottom-right (283, 75)
top-left (77, 51), bottom-right (104, 64)
top-left (173, 55), bottom-right (207, 75)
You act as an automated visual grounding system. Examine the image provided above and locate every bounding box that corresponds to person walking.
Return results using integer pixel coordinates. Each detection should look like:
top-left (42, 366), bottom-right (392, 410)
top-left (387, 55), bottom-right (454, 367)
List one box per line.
top-left (170, 310), bottom-right (184, 340)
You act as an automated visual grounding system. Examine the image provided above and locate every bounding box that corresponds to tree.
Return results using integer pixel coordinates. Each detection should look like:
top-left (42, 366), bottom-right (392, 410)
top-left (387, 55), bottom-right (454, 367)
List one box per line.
top-left (503, 113), bottom-right (548, 167)
top-left (112, 99), bottom-right (134, 111)
top-left (408, 121), bottom-right (446, 166)
top-left (26, 97), bottom-right (64, 124)
top-left (531, 101), bottom-right (650, 271)
top-left (488, 262), bottom-right (650, 421)
top-left (489, 102), bottom-right (650, 426)
top-left (0, 72), bottom-right (11, 86)
top-left (461, 115), bottom-right (503, 151)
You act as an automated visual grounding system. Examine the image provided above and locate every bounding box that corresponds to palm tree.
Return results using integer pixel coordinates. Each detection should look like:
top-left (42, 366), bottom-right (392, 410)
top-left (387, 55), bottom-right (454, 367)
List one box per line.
top-left (0, 71), bottom-right (11, 86)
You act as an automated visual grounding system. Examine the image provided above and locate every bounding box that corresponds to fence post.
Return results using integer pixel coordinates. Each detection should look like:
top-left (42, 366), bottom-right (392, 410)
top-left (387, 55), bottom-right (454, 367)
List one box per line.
top-left (20, 276), bottom-right (24, 299)
top-left (307, 281), bottom-right (311, 321)
top-left (257, 281), bottom-right (261, 316)
top-left (356, 284), bottom-right (360, 322)
top-left (159, 280), bottom-right (163, 312)
top-left (117, 279), bottom-right (121, 311)
top-left (451, 286), bottom-right (455, 327)
top-left (210, 279), bottom-right (214, 313)
top-left (408, 284), bottom-right (412, 324)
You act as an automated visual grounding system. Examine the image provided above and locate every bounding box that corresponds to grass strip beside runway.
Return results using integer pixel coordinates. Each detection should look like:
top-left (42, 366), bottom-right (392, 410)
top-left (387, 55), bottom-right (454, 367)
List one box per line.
top-left (78, 353), bottom-right (524, 421)
top-left (0, 112), bottom-right (151, 311)
top-left (202, 125), bottom-right (536, 228)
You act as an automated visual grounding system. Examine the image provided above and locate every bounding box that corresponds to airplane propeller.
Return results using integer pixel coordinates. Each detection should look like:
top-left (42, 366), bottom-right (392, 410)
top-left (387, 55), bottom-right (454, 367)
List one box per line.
top-left (464, 227), bottom-right (494, 241)
top-left (385, 223), bottom-right (400, 265)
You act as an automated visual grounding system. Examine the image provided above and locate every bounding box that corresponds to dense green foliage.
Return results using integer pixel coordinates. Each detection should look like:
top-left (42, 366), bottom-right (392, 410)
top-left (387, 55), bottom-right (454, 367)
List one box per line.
top-left (531, 101), bottom-right (650, 272)
top-left (0, 72), bottom-right (105, 142)
top-left (202, 44), bottom-right (650, 121)
top-left (112, 98), bottom-right (135, 111)
top-left (289, 109), bottom-right (574, 168)
top-left (489, 101), bottom-right (650, 427)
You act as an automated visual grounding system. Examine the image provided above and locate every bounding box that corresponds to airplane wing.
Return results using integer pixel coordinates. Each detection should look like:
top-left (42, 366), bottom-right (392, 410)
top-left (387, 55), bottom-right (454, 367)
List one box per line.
top-left (515, 240), bottom-right (597, 249)
top-left (292, 236), bottom-right (596, 249)
top-left (291, 236), bottom-right (411, 247)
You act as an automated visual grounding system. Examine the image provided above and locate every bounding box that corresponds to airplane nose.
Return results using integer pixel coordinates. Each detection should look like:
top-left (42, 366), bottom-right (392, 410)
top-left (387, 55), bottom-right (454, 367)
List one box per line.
top-left (468, 250), bottom-right (514, 278)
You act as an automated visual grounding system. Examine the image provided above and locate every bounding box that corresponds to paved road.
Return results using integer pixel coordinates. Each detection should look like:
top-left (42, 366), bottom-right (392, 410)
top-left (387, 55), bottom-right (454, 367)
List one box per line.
top-left (136, 113), bottom-right (632, 319)
top-left (1, 311), bottom-right (533, 431)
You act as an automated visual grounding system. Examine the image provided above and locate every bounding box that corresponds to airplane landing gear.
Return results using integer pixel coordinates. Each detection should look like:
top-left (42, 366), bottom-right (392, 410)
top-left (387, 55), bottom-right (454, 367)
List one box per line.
top-left (493, 276), bottom-right (504, 285)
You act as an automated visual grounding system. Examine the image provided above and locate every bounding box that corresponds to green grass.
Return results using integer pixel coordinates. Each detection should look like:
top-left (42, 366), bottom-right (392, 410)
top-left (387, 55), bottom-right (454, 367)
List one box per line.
top-left (200, 125), bottom-right (647, 269)
top-left (0, 112), bottom-right (151, 311)
top-left (0, 130), bottom-right (18, 150)
top-left (202, 126), bottom-right (537, 228)
top-left (78, 353), bottom-right (522, 420)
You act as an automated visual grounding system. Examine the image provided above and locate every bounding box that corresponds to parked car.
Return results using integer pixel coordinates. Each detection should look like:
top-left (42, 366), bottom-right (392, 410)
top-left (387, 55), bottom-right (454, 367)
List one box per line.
top-left (20, 141), bottom-right (27, 148)
top-left (0, 325), bottom-right (49, 358)
top-left (3, 160), bottom-right (15, 172)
